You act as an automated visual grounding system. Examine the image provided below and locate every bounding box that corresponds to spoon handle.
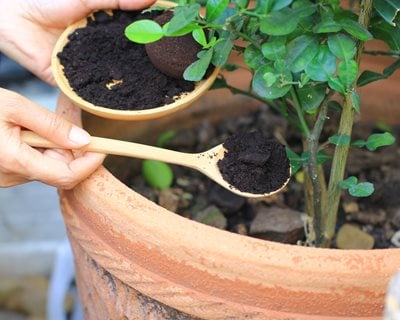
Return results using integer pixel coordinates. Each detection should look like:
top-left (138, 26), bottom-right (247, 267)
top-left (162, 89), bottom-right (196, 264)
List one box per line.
top-left (21, 130), bottom-right (197, 167)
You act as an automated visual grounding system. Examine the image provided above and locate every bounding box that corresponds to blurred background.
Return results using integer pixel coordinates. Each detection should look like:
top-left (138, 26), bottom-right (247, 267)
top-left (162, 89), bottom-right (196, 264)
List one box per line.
top-left (0, 54), bottom-right (82, 320)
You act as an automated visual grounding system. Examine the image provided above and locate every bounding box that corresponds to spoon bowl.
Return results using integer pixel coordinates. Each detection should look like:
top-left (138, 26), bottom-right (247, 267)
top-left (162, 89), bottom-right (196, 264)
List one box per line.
top-left (21, 131), bottom-right (289, 198)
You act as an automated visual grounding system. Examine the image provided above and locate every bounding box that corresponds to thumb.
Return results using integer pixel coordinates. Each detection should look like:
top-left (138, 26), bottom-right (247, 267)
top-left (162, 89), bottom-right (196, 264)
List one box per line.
top-left (5, 90), bottom-right (90, 148)
top-left (85, 0), bottom-right (156, 11)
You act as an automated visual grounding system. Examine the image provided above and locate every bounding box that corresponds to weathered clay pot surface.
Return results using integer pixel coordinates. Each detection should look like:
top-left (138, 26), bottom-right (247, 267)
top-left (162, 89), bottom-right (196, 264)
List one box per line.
top-left (57, 89), bottom-right (400, 319)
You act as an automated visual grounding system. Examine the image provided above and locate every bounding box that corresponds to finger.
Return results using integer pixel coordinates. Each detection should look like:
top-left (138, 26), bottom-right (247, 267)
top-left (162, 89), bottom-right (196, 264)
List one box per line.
top-left (83, 0), bottom-right (157, 11)
top-left (19, 143), bottom-right (105, 189)
top-left (2, 89), bottom-right (91, 149)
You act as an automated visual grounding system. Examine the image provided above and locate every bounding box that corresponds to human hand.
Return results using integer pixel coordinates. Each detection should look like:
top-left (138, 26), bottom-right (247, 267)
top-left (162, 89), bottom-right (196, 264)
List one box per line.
top-left (0, 88), bottom-right (105, 188)
top-left (0, 0), bottom-right (155, 84)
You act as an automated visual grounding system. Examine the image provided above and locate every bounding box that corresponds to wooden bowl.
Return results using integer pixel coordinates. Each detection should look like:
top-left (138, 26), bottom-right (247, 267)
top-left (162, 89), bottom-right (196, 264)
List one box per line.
top-left (51, 1), bottom-right (219, 121)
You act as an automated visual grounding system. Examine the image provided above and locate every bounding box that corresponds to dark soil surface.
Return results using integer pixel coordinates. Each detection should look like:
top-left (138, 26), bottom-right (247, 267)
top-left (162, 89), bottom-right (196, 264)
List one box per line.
top-left (217, 131), bottom-right (290, 194)
top-left (58, 10), bottom-right (194, 110)
top-left (118, 105), bottom-right (400, 249)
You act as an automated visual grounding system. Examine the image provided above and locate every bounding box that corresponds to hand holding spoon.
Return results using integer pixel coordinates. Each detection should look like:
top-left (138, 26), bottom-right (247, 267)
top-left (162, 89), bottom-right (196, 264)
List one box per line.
top-left (21, 131), bottom-right (289, 198)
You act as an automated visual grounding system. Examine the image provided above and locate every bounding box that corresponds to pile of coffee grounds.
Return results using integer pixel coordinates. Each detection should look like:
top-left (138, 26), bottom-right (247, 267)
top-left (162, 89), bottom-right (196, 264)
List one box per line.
top-left (217, 131), bottom-right (290, 194)
top-left (145, 11), bottom-right (202, 79)
top-left (57, 10), bottom-right (194, 110)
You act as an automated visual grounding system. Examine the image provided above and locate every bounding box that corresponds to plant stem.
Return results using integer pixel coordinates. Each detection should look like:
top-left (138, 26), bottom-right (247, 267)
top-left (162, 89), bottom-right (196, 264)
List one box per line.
top-left (290, 87), bottom-right (310, 137)
top-left (363, 50), bottom-right (400, 57)
top-left (322, 0), bottom-right (373, 247)
top-left (307, 98), bottom-right (329, 246)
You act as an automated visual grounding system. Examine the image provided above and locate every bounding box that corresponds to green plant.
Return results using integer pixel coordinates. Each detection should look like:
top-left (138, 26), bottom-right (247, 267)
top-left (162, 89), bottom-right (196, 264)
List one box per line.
top-left (125, 0), bottom-right (399, 247)
top-left (141, 130), bottom-right (176, 189)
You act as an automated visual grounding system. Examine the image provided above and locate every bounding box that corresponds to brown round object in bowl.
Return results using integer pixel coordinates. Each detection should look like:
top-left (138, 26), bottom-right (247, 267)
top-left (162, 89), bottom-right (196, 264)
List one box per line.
top-left (145, 11), bottom-right (202, 80)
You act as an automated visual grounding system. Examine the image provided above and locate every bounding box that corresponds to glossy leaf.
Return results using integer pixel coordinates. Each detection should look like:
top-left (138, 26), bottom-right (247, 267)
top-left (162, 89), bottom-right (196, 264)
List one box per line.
top-left (358, 59), bottom-right (400, 86)
top-left (328, 76), bottom-right (345, 94)
top-left (166, 4), bottom-right (201, 35)
top-left (244, 44), bottom-right (266, 69)
top-left (313, 19), bottom-right (342, 33)
top-left (192, 28), bottom-right (208, 47)
top-left (297, 86), bottom-right (326, 114)
top-left (292, 0), bottom-right (317, 18)
top-left (328, 34), bottom-right (356, 60)
top-left (349, 182), bottom-right (374, 197)
top-left (285, 146), bottom-right (302, 174)
top-left (260, 8), bottom-right (300, 36)
top-left (329, 133), bottom-right (351, 146)
top-left (271, 0), bottom-right (292, 11)
top-left (339, 19), bottom-right (373, 41)
top-left (338, 59), bottom-right (358, 88)
top-left (370, 19), bottom-right (400, 50)
top-left (365, 132), bottom-right (396, 151)
top-left (212, 38), bottom-right (234, 66)
top-left (183, 49), bottom-right (213, 81)
top-left (206, 0), bottom-right (229, 22)
top-left (142, 160), bottom-right (174, 189)
top-left (261, 36), bottom-right (287, 60)
top-left (252, 64), bottom-right (292, 99)
top-left (374, 0), bottom-right (400, 26)
top-left (285, 35), bottom-right (319, 72)
top-left (339, 176), bottom-right (358, 189)
top-left (125, 20), bottom-right (163, 44)
top-left (305, 45), bottom-right (337, 81)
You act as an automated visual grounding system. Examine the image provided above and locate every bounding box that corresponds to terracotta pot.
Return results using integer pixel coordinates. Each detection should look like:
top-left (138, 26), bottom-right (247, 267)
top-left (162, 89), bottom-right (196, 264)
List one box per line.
top-left (56, 88), bottom-right (400, 319)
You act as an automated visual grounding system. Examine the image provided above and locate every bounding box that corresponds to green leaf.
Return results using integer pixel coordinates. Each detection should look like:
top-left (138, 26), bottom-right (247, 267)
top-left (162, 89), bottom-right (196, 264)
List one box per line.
top-left (260, 7), bottom-right (300, 36)
top-left (163, 22), bottom-right (199, 37)
top-left (212, 38), bottom-right (234, 66)
top-left (370, 19), bottom-right (400, 50)
top-left (285, 146), bottom-right (302, 174)
top-left (142, 160), bottom-right (174, 189)
top-left (297, 86), bottom-right (326, 114)
top-left (338, 59), bottom-right (359, 88)
top-left (350, 91), bottom-right (360, 113)
top-left (206, 0), bottom-right (230, 22)
top-left (252, 64), bottom-right (292, 99)
top-left (125, 20), bottom-right (164, 44)
top-left (351, 139), bottom-right (367, 148)
top-left (271, 0), bottom-right (292, 11)
top-left (313, 19), bottom-right (342, 33)
top-left (183, 48), bottom-right (213, 81)
top-left (365, 132), bottom-right (396, 151)
top-left (166, 4), bottom-right (201, 35)
top-left (301, 151), bottom-right (331, 165)
top-left (348, 182), bottom-right (374, 197)
top-left (357, 59), bottom-right (400, 86)
top-left (285, 35), bottom-right (319, 73)
top-left (292, 0), bottom-right (317, 18)
top-left (244, 44), bottom-right (266, 69)
top-left (374, 0), bottom-right (400, 26)
top-left (328, 33), bottom-right (357, 60)
top-left (328, 76), bottom-right (346, 94)
top-left (339, 176), bottom-right (358, 189)
top-left (156, 130), bottom-right (176, 147)
top-left (261, 36), bottom-right (287, 61)
top-left (192, 28), bottom-right (208, 47)
top-left (305, 45), bottom-right (337, 82)
top-left (329, 133), bottom-right (351, 146)
top-left (339, 19), bottom-right (373, 41)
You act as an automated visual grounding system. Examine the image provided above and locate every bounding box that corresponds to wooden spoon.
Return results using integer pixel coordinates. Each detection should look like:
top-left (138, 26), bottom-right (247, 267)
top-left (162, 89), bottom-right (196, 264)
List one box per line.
top-left (21, 131), bottom-right (289, 198)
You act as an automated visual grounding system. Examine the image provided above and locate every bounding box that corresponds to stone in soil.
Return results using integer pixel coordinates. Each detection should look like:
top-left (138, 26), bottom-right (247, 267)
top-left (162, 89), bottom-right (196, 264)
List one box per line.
top-left (58, 10), bottom-right (194, 110)
top-left (209, 184), bottom-right (246, 216)
top-left (336, 224), bottom-right (375, 249)
top-left (217, 131), bottom-right (290, 194)
top-left (193, 205), bottom-right (227, 230)
top-left (249, 205), bottom-right (304, 244)
top-left (145, 11), bottom-right (202, 79)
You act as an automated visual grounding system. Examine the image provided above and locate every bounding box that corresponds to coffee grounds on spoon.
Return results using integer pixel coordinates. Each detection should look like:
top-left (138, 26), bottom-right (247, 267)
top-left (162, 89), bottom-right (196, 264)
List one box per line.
top-left (217, 131), bottom-right (290, 194)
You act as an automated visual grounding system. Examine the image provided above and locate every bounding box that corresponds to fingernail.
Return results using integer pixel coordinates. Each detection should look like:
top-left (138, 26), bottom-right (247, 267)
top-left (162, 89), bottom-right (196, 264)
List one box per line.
top-left (69, 126), bottom-right (91, 145)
